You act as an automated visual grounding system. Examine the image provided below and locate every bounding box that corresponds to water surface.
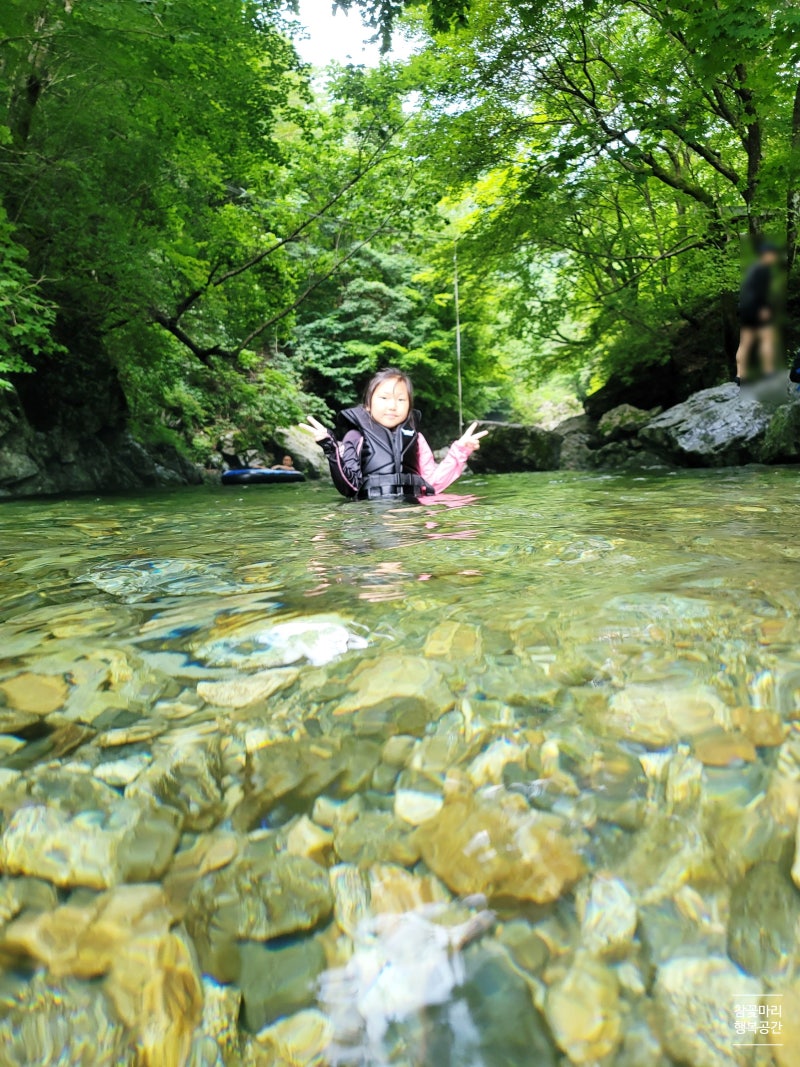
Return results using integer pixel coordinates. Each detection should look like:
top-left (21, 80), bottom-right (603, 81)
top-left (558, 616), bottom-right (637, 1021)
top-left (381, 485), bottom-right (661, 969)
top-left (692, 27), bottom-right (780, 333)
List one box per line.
top-left (0, 469), bottom-right (798, 1065)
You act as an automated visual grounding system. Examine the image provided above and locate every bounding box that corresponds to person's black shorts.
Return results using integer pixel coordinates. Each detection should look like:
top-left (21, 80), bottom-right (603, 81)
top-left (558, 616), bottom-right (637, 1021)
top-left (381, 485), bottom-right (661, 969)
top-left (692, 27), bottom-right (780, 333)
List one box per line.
top-left (738, 306), bottom-right (771, 329)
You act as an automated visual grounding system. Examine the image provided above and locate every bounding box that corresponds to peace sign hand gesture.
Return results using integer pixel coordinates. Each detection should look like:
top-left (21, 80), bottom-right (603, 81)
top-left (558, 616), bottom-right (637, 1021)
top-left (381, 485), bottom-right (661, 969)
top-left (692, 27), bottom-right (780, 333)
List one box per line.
top-left (303, 415), bottom-right (331, 443)
top-left (456, 421), bottom-right (489, 452)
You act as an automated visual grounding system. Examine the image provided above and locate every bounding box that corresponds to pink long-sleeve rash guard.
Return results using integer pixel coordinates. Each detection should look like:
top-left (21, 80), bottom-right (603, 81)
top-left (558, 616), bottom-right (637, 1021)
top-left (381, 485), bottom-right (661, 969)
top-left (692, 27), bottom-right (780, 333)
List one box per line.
top-left (416, 434), bottom-right (473, 493)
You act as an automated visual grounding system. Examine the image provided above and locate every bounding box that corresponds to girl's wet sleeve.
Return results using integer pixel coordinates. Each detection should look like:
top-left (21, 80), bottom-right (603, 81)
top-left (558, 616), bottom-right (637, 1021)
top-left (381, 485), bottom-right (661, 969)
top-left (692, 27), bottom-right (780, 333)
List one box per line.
top-left (320, 431), bottom-right (363, 497)
top-left (417, 434), bottom-right (472, 493)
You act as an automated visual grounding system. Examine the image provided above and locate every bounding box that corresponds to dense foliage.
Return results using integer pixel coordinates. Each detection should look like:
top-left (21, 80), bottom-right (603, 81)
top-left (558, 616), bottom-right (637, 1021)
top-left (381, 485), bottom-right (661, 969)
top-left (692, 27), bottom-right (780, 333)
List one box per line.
top-left (403, 0), bottom-right (800, 386)
top-left (1, 0), bottom-right (798, 459)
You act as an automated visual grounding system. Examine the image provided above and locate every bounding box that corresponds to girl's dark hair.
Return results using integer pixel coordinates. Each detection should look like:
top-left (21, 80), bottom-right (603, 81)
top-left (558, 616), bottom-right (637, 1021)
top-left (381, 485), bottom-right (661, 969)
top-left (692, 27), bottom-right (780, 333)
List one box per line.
top-left (363, 367), bottom-right (414, 410)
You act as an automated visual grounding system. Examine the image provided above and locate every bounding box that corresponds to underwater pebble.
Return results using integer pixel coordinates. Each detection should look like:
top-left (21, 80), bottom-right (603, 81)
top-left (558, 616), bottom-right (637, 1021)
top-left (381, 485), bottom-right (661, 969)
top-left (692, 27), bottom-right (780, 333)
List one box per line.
top-left (197, 667), bottom-right (298, 709)
top-left (0, 796), bottom-right (181, 890)
top-left (0, 671), bottom-right (68, 714)
top-left (416, 789), bottom-right (583, 904)
top-left (545, 954), bottom-right (622, 1064)
top-left (394, 787), bottom-right (444, 825)
top-left (604, 683), bottom-right (731, 747)
top-left (253, 1009), bottom-right (334, 1066)
top-left (93, 752), bottom-right (153, 787)
top-left (654, 956), bottom-right (760, 1067)
top-left (579, 874), bottom-right (638, 959)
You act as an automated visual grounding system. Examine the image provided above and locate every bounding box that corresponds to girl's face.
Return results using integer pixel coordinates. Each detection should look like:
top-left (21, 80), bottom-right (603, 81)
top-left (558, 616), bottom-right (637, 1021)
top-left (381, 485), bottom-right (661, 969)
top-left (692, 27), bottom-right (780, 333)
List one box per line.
top-left (367, 378), bottom-right (410, 428)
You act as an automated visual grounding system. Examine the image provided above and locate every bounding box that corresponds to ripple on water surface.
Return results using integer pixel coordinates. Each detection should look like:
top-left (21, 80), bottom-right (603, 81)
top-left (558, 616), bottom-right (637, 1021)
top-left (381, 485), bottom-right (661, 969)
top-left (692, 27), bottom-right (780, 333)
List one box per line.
top-left (0, 469), bottom-right (799, 1064)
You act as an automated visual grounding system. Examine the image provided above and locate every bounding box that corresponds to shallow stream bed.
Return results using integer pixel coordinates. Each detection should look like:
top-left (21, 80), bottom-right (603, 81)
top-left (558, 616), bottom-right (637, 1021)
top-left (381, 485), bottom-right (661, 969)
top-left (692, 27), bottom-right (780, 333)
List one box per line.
top-left (0, 469), bottom-right (799, 1066)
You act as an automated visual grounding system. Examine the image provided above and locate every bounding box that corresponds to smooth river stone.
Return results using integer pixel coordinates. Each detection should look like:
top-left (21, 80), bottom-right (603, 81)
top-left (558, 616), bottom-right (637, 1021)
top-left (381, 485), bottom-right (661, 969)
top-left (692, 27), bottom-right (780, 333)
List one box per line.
top-left (579, 874), bottom-right (638, 959)
top-left (125, 734), bottom-right (225, 831)
top-left (0, 875), bottom-right (58, 926)
top-left (603, 683), bottom-right (731, 747)
top-left (654, 956), bottom-right (760, 1067)
top-left (185, 848), bottom-right (333, 982)
top-left (0, 798), bottom-right (181, 890)
top-left (545, 954), bottom-right (622, 1063)
top-left (693, 730), bottom-right (757, 767)
top-left (106, 927), bottom-right (203, 1067)
top-left (415, 791), bottom-right (583, 904)
top-left (333, 654), bottom-right (455, 736)
top-left (197, 667), bottom-right (298, 708)
top-left (240, 937), bottom-right (327, 1033)
top-left (394, 787), bottom-right (444, 825)
top-left (233, 735), bottom-right (381, 831)
top-left (332, 810), bottom-right (420, 867)
top-left (0, 671), bottom-right (68, 714)
top-left (253, 1009), bottom-right (334, 1066)
top-left (189, 979), bottom-right (242, 1067)
top-left (2, 884), bottom-right (170, 978)
top-left (93, 752), bottom-right (153, 788)
top-left (423, 620), bottom-right (481, 660)
top-left (727, 862), bottom-right (800, 980)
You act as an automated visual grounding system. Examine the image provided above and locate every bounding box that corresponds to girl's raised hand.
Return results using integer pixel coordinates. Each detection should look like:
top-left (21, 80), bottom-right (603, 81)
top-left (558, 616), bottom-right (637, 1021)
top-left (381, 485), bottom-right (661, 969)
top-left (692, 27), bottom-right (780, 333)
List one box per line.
top-left (456, 421), bottom-right (489, 452)
top-left (304, 415), bottom-right (330, 443)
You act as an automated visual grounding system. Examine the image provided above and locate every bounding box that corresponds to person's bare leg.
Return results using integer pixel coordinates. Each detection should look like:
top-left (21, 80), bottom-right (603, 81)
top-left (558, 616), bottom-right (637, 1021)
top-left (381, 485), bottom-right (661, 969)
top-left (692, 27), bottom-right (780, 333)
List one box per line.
top-left (759, 325), bottom-right (775, 374)
top-left (735, 328), bottom-right (755, 380)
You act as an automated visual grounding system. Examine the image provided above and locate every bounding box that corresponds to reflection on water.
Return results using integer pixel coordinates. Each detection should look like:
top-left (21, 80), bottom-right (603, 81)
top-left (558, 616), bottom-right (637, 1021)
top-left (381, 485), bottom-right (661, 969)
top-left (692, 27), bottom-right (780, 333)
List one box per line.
top-left (0, 468), bottom-right (799, 1064)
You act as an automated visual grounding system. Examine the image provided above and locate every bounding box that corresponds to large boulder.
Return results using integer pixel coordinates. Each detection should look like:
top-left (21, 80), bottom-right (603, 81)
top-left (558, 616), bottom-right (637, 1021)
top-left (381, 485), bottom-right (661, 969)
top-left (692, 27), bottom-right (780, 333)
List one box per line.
top-left (757, 397), bottom-right (800, 463)
top-left (552, 414), bottom-right (595, 470)
top-left (467, 421), bottom-right (561, 473)
top-left (639, 380), bottom-right (788, 467)
top-left (271, 424), bottom-right (329, 479)
top-left (597, 403), bottom-right (660, 441)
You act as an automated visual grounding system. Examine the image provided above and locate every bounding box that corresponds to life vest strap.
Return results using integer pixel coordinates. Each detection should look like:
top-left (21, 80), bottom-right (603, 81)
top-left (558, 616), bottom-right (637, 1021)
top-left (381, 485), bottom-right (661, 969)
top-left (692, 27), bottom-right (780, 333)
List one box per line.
top-left (360, 473), bottom-right (434, 499)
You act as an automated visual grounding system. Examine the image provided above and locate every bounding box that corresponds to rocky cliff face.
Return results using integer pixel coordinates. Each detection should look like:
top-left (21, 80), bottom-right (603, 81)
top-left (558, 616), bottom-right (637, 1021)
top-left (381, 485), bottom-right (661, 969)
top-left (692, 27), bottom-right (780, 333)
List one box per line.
top-left (0, 387), bottom-right (201, 498)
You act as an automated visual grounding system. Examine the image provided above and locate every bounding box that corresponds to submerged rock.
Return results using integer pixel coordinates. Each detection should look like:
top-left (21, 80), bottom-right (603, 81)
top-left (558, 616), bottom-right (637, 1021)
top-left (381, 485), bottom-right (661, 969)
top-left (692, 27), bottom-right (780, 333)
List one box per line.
top-left (603, 682), bottom-right (730, 747)
top-left (727, 862), bottom-right (800, 980)
top-left (106, 927), bottom-right (204, 1067)
top-left (233, 735), bottom-right (381, 831)
top-left (185, 846), bottom-right (332, 981)
top-left (125, 731), bottom-right (225, 832)
top-left (240, 936), bottom-right (327, 1033)
top-left (188, 978), bottom-right (243, 1066)
top-left (545, 954), bottom-right (622, 1063)
top-left (195, 615), bottom-right (368, 670)
top-left (415, 790), bottom-right (583, 904)
top-left (253, 1009), bottom-right (334, 1065)
top-left (0, 671), bottom-right (68, 714)
top-left (0, 773), bottom-right (181, 889)
top-left (419, 942), bottom-right (558, 1067)
top-left (76, 557), bottom-right (237, 602)
top-left (196, 667), bottom-right (298, 709)
top-left (333, 810), bottom-right (420, 867)
top-left (333, 654), bottom-right (454, 736)
top-left (2, 883), bottom-right (169, 978)
top-left (579, 874), bottom-right (638, 959)
top-left (320, 907), bottom-right (495, 1063)
top-left (653, 956), bottom-right (760, 1067)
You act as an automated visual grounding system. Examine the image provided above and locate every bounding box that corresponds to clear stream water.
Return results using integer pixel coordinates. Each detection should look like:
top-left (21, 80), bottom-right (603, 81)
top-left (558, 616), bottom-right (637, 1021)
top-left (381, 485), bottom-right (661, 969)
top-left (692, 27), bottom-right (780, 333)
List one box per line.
top-left (0, 469), bottom-right (799, 1065)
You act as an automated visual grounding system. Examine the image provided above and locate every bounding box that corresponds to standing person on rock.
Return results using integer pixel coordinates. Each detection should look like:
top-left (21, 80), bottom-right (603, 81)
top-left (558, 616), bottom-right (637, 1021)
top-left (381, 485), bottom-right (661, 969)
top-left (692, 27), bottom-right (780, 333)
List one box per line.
top-left (734, 241), bottom-right (780, 386)
top-left (304, 368), bottom-right (487, 500)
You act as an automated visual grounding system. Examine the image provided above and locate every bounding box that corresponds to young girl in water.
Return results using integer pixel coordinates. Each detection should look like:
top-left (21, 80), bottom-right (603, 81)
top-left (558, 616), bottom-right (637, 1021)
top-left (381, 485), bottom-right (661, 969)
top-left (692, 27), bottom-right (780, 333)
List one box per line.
top-left (305, 368), bottom-right (487, 500)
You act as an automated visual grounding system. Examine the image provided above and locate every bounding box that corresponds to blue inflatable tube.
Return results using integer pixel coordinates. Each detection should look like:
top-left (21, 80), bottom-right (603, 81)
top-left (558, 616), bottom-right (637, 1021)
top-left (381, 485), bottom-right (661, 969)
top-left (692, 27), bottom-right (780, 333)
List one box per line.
top-left (221, 468), bottom-right (306, 485)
